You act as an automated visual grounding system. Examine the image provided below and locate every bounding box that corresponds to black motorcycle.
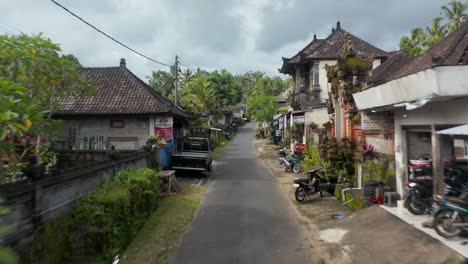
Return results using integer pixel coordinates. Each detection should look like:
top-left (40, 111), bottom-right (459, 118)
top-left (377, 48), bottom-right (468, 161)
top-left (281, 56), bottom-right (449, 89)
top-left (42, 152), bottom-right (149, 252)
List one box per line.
top-left (405, 170), bottom-right (465, 215)
top-left (294, 168), bottom-right (323, 203)
top-left (405, 178), bottom-right (435, 215)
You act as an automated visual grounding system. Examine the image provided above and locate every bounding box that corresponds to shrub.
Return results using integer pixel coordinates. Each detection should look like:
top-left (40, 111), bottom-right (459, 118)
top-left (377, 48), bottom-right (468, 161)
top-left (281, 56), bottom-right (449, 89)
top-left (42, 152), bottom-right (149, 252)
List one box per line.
top-left (22, 168), bottom-right (161, 263)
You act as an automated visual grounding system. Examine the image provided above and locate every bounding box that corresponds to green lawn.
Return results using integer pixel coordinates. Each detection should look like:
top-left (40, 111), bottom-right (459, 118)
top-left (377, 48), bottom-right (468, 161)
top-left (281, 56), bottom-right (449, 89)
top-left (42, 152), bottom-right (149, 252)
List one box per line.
top-left (119, 185), bottom-right (205, 264)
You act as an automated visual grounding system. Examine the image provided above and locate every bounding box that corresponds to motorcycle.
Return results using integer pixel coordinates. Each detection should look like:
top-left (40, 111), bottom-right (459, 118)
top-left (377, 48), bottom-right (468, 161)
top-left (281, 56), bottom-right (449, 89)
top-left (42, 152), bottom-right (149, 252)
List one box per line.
top-left (432, 194), bottom-right (468, 238)
top-left (405, 179), bottom-right (435, 215)
top-left (280, 153), bottom-right (301, 173)
top-left (294, 168), bottom-right (323, 203)
top-left (278, 148), bottom-right (287, 166)
top-left (405, 170), bottom-right (465, 215)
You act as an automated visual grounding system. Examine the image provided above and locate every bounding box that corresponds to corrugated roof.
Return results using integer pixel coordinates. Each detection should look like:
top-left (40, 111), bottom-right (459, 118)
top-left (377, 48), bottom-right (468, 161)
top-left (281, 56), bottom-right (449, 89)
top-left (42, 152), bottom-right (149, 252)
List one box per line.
top-left (437, 124), bottom-right (468, 136)
top-left (55, 66), bottom-right (192, 118)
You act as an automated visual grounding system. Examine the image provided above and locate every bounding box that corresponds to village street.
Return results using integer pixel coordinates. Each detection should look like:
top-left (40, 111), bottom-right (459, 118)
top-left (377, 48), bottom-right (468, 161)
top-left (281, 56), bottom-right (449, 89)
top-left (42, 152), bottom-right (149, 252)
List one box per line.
top-left (172, 122), bottom-right (316, 264)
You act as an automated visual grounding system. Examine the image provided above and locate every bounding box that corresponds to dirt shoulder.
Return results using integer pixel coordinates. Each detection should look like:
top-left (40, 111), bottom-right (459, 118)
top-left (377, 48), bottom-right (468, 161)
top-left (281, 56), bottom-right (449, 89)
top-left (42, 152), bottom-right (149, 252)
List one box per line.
top-left (255, 138), bottom-right (466, 264)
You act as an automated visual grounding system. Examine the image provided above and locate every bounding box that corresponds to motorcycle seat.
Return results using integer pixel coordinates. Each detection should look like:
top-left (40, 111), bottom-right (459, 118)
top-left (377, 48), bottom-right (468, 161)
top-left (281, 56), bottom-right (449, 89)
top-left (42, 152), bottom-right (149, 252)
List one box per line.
top-left (444, 196), bottom-right (467, 205)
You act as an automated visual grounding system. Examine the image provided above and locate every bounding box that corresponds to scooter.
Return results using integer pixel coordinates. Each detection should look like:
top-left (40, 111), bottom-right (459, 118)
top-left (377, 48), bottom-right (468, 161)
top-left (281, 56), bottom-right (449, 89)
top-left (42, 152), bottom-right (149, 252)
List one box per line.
top-left (294, 168), bottom-right (323, 203)
top-left (280, 153), bottom-right (301, 173)
top-left (278, 148), bottom-right (287, 166)
top-left (432, 193), bottom-right (468, 238)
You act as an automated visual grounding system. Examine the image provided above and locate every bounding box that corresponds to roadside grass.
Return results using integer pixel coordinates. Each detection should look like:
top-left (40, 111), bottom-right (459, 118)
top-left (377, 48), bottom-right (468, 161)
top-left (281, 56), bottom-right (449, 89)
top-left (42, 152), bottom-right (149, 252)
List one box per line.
top-left (120, 185), bottom-right (205, 264)
top-left (212, 136), bottom-right (233, 159)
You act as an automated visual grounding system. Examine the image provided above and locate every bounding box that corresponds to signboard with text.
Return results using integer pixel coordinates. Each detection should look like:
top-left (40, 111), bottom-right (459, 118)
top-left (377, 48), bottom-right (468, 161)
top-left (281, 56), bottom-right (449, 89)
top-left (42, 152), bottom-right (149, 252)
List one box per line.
top-left (294, 143), bottom-right (306, 152)
top-left (155, 116), bottom-right (173, 140)
top-left (293, 115), bottom-right (305, 124)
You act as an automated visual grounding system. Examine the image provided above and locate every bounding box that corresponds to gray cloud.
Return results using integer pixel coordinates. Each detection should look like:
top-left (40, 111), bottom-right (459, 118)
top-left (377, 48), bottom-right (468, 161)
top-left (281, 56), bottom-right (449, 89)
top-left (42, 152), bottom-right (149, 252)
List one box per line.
top-left (0, 0), bottom-right (450, 77)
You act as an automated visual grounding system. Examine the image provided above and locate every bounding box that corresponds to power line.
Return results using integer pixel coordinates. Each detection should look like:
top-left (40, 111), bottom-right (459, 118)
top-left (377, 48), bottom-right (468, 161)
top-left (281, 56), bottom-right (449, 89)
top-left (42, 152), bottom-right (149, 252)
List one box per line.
top-left (49, 0), bottom-right (171, 67)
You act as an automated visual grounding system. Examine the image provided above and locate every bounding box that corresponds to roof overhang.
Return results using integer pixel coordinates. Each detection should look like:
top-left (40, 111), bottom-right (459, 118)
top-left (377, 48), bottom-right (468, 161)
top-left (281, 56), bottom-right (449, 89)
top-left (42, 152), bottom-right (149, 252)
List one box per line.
top-left (436, 124), bottom-right (468, 136)
top-left (353, 65), bottom-right (468, 111)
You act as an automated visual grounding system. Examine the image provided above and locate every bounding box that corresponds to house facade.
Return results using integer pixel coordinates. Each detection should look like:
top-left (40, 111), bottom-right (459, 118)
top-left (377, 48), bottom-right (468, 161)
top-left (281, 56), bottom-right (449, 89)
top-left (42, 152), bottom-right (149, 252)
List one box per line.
top-left (353, 21), bottom-right (468, 197)
top-left (53, 59), bottom-right (193, 151)
top-left (279, 22), bottom-right (389, 146)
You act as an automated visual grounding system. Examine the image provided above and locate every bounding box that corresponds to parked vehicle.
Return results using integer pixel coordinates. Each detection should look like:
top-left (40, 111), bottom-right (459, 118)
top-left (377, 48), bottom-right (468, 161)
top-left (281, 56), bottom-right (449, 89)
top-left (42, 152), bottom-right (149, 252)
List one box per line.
top-left (405, 178), bottom-right (435, 215)
top-left (294, 168), bottom-right (323, 203)
top-left (172, 137), bottom-right (212, 174)
top-left (278, 148), bottom-right (287, 166)
top-left (432, 194), bottom-right (468, 238)
top-left (405, 171), bottom-right (466, 215)
top-left (280, 153), bottom-right (301, 173)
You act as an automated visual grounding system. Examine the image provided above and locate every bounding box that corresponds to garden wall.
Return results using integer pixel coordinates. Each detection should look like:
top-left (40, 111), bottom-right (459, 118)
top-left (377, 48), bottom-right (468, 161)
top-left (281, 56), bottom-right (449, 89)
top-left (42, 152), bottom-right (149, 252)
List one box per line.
top-left (0, 150), bottom-right (155, 246)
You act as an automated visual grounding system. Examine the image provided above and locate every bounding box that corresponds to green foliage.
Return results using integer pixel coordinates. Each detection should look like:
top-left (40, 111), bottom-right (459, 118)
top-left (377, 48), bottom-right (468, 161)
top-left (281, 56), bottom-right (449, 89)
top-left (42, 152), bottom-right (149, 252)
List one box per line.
top-left (22, 168), bottom-right (161, 263)
top-left (400, 1), bottom-right (467, 55)
top-left (344, 192), bottom-right (365, 211)
top-left (0, 34), bottom-right (93, 177)
top-left (361, 159), bottom-right (396, 188)
top-left (442, 0), bottom-right (468, 33)
top-left (247, 96), bottom-right (277, 123)
top-left (148, 69), bottom-right (176, 98)
top-left (0, 201), bottom-right (18, 264)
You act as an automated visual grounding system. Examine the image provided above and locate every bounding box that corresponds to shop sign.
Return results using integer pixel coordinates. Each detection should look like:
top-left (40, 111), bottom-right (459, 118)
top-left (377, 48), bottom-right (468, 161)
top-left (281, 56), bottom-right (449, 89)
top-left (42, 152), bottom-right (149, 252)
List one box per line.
top-left (293, 115), bottom-right (305, 124)
top-left (294, 143), bottom-right (306, 152)
top-left (155, 116), bottom-right (173, 140)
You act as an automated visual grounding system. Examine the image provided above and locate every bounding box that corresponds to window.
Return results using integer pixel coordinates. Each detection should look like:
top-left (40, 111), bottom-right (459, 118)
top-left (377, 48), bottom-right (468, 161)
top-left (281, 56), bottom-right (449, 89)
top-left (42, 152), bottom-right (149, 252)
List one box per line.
top-left (110, 120), bottom-right (124, 128)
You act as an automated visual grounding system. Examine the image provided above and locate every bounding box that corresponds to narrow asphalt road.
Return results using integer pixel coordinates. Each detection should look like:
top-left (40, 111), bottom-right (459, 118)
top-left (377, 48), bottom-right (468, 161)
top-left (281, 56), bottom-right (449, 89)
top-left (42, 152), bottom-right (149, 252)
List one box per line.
top-left (172, 122), bottom-right (314, 264)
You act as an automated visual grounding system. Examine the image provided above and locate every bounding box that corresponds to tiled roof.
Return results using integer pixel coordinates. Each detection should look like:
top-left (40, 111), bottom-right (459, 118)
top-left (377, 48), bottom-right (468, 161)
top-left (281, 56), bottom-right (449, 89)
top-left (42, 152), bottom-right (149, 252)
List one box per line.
top-left (305, 25), bottom-right (389, 59)
top-left (280, 22), bottom-right (389, 74)
top-left (368, 21), bottom-right (468, 87)
top-left (56, 66), bottom-right (192, 117)
top-left (367, 52), bottom-right (414, 87)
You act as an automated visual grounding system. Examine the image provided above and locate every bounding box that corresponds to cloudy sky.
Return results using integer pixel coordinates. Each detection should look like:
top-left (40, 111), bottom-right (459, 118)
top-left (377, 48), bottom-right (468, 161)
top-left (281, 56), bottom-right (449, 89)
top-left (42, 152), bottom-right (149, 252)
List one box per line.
top-left (0, 0), bottom-right (449, 79)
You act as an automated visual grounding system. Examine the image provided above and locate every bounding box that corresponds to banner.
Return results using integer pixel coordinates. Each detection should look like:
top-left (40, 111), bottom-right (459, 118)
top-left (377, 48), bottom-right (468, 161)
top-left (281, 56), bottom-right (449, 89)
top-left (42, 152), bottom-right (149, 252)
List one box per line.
top-left (155, 116), bottom-right (173, 140)
top-left (294, 143), bottom-right (306, 152)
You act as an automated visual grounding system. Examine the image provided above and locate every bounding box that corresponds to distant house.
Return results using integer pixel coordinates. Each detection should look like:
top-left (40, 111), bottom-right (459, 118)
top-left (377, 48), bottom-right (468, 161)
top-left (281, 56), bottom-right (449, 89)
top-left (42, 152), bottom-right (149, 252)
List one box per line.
top-left (54, 59), bottom-right (193, 151)
top-left (279, 21), bottom-right (389, 145)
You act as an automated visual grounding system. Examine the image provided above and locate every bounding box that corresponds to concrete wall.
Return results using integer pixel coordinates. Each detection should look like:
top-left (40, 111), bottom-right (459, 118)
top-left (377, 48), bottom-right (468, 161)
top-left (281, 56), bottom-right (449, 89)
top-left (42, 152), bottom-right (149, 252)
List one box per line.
top-left (366, 134), bottom-right (394, 155)
top-left (319, 60), bottom-right (337, 101)
top-left (354, 65), bottom-right (468, 110)
top-left (0, 150), bottom-right (153, 245)
top-left (304, 107), bottom-right (329, 129)
top-left (60, 117), bottom-right (150, 150)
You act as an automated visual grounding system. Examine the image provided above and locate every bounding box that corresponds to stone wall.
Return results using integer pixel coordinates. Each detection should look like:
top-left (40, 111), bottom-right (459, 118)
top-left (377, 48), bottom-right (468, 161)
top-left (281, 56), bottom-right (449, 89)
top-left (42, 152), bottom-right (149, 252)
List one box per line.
top-left (0, 150), bottom-right (154, 246)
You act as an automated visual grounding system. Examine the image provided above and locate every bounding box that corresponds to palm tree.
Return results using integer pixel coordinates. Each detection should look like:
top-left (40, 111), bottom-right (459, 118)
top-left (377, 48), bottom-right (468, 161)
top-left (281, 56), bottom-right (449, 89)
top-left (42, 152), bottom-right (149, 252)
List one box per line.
top-left (181, 69), bottom-right (194, 86)
top-left (424, 17), bottom-right (448, 49)
top-left (442, 0), bottom-right (468, 33)
top-left (188, 79), bottom-right (218, 126)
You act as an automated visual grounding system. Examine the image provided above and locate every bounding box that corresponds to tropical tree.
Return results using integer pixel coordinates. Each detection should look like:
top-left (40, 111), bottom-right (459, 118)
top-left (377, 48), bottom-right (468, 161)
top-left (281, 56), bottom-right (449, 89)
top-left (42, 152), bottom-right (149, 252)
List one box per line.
top-left (180, 68), bottom-right (194, 87)
top-left (0, 33), bottom-right (93, 177)
top-left (147, 66), bottom-right (178, 98)
top-left (442, 0), bottom-right (468, 33)
top-left (247, 96), bottom-right (278, 123)
top-left (399, 27), bottom-right (425, 56)
top-left (181, 78), bottom-right (218, 126)
top-left (424, 17), bottom-right (448, 49)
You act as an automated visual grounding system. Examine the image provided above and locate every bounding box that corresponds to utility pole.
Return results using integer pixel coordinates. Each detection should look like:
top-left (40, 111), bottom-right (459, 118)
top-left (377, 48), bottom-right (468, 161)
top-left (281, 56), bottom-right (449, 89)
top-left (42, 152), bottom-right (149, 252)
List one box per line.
top-left (174, 55), bottom-right (179, 107)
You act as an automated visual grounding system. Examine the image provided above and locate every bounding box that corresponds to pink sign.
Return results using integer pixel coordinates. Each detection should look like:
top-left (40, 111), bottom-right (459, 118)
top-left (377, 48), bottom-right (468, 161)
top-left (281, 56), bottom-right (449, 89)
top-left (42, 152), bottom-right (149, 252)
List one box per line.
top-left (155, 117), bottom-right (173, 140)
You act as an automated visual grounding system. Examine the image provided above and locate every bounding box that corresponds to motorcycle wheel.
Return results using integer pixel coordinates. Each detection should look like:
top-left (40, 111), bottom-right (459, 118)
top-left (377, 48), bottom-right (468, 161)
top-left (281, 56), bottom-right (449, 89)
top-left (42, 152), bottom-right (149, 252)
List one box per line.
top-left (433, 209), bottom-right (462, 238)
top-left (293, 163), bottom-right (301, 174)
top-left (406, 196), bottom-right (426, 215)
top-left (295, 187), bottom-right (306, 203)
